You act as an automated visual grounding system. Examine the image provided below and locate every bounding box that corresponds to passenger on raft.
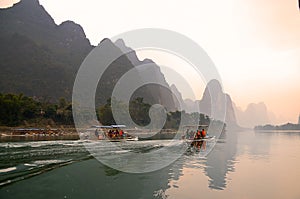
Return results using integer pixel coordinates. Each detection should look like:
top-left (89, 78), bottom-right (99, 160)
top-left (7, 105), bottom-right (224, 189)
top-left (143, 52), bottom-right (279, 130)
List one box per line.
top-left (201, 129), bottom-right (207, 138)
top-left (119, 129), bottom-right (124, 138)
top-left (195, 130), bottom-right (202, 139)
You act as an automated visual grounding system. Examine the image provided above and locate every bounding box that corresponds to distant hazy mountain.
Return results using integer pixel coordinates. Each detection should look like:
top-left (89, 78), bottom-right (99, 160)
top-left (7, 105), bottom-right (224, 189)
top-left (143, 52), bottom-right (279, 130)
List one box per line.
top-left (170, 84), bottom-right (185, 111)
top-left (179, 79), bottom-right (280, 129)
top-left (183, 98), bottom-right (199, 113)
top-left (199, 79), bottom-right (238, 127)
top-left (233, 102), bottom-right (274, 128)
top-left (173, 79), bottom-right (239, 128)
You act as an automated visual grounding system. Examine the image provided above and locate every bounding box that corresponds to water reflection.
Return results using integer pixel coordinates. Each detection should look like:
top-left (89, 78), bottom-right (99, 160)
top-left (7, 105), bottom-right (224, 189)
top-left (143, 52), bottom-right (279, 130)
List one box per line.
top-left (104, 165), bottom-right (121, 176)
top-left (2, 130), bottom-right (300, 198)
top-left (0, 131), bottom-right (239, 198)
top-left (255, 130), bottom-right (300, 138)
top-left (161, 129), bottom-right (239, 192)
top-left (204, 130), bottom-right (238, 190)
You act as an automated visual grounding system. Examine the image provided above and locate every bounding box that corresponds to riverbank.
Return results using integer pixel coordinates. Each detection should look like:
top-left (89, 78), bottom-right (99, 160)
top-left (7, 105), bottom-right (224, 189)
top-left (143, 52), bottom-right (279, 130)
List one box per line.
top-left (0, 126), bottom-right (79, 142)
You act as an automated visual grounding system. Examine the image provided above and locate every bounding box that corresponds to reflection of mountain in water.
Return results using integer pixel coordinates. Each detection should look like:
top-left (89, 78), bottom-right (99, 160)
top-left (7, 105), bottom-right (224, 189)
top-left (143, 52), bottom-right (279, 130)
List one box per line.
top-left (0, 135), bottom-right (241, 197)
top-left (204, 130), bottom-right (238, 190)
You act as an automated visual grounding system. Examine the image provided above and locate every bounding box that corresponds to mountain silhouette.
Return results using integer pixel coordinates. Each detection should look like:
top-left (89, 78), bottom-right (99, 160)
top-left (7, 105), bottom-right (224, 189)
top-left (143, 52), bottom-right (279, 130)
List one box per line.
top-left (234, 102), bottom-right (274, 128)
top-left (94, 38), bottom-right (176, 110)
top-left (199, 79), bottom-right (238, 127)
top-left (114, 39), bottom-right (176, 110)
top-left (0, 0), bottom-right (176, 110)
top-left (171, 79), bottom-right (239, 128)
top-left (0, 0), bottom-right (92, 100)
top-left (0, 0), bottom-right (244, 128)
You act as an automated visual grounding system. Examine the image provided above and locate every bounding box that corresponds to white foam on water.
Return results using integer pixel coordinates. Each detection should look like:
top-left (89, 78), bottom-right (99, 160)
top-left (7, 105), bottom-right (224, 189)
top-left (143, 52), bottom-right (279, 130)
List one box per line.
top-left (114, 150), bottom-right (131, 154)
top-left (33, 159), bottom-right (67, 165)
top-left (0, 166), bottom-right (17, 173)
top-left (4, 143), bottom-right (26, 148)
top-left (0, 140), bottom-right (85, 149)
top-left (24, 163), bottom-right (37, 167)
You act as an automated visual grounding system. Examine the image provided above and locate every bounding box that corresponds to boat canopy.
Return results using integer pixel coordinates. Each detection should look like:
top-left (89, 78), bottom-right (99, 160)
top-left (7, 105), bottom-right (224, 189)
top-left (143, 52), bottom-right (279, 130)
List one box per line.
top-left (183, 125), bottom-right (209, 128)
top-left (91, 125), bottom-right (112, 128)
top-left (111, 125), bottom-right (126, 128)
top-left (90, 125), bottom-right (126, 129)
top-left (13, 128), bottom-right (58, 131)
top-left (182, 125), bottom-right (209, 130)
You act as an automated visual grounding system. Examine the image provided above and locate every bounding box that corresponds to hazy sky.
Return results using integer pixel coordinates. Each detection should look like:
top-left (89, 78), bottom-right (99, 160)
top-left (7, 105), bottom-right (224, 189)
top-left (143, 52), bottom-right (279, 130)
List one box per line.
top-left (1, 0), bottom-right (300, 123)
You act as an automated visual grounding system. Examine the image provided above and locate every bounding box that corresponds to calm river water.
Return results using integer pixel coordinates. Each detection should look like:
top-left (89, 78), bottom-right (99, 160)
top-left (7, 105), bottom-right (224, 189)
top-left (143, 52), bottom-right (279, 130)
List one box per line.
top-left (0, 130), bottom-right (300, 199)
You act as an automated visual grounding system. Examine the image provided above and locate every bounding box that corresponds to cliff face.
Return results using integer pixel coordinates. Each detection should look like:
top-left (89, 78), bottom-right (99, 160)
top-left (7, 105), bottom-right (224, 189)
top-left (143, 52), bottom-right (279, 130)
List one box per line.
top-left (199, 79), bottom-right (237, 127)
top-left (114, 39), bottom-right (176, 111)
top-left (224, 94), bottom-right (238, 126)
top-left (170, 84), bottom-right (185, 111)
top-left (0, 0), bottom-right (92, 54)
top-left (171, 79), bottom-right (239, 128)
top-left (0, 0), bottom-right (176, 110)
top-left (0, 0), bottom-right (93, 100)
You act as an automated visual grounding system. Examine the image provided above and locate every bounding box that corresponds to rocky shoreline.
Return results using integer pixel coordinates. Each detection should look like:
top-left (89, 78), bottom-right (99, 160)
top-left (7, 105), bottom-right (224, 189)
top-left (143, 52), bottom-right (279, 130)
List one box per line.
top-left (0, 127), bottom-right (79, 142)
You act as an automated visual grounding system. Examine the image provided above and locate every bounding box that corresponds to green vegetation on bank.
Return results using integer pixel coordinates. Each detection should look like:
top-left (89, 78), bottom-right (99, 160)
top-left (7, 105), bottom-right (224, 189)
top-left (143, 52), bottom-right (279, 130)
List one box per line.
top-left (0, 93), bottom-right (73, 126)
top-left (0, 93), bottom-right (217, 129)
top-left (98, 97), bottom-right (211, 129)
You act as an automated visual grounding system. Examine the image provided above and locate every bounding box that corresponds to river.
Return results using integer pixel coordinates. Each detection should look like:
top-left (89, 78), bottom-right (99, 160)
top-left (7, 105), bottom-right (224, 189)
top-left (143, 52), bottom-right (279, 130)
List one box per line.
top-left (1, 130), bottom-right (300, 199)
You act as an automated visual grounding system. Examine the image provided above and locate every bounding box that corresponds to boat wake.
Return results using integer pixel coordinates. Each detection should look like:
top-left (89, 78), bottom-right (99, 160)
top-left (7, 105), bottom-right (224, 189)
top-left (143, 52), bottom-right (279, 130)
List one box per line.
top-left (0, 139), bottom-right (216, 186)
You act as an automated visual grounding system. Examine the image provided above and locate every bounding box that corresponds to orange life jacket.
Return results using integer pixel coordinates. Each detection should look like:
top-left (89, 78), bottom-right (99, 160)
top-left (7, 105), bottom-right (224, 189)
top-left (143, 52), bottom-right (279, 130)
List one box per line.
top-left (202, 130), bottom-right (206, 137)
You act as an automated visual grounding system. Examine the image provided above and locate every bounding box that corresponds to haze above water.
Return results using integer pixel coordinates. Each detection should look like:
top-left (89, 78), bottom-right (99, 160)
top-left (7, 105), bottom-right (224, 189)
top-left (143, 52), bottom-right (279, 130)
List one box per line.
top-left (1, 130), bottom-right (300, 199)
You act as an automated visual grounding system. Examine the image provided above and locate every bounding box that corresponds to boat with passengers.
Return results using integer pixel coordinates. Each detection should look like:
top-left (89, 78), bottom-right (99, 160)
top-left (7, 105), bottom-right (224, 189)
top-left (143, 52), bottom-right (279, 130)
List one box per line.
top-left (182, 125), bottom-right (215, 142)
top-left (89, 125), bottom-right (138, 142)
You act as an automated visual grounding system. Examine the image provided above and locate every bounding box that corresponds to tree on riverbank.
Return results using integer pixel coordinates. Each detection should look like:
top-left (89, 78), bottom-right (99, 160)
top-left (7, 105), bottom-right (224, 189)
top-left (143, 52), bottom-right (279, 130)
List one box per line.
top-left (0, 93), bottom-right (221, 130)
top-left (97, 97), bottom-right (212, 129)
top-left (0, 93), bottom-right (73, 126)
